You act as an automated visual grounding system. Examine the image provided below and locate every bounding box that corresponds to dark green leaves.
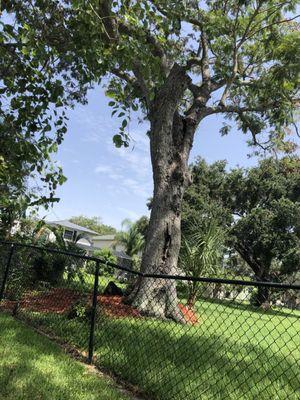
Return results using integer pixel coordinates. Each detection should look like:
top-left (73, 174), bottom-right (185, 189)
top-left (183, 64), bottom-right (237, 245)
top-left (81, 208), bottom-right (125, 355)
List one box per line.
top-left (0, 0), bottom-right (92, 234)
top-left (113, 134), bottom-right (123, 148)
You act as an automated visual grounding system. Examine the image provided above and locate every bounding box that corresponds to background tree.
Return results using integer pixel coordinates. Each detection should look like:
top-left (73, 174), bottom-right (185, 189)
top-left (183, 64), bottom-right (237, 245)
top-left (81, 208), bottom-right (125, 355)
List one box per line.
top-left (134, 216), bottom-right (149, 242)
top-left (183, 157), bottom-right (300, 305)
top-left (182, 159), bottom-right (231, 233)
top-left (227, 158), bottom-right (300, 304)
top-left (115, 219), bottom-right (145, 258)
top-left (69, 215), bottom-right (116, 235)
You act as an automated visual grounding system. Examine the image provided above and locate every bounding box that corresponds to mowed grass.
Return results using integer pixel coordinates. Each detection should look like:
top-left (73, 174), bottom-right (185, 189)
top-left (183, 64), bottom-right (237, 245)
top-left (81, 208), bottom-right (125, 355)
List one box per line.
top-left (14, 296), bottom-right (300, 400)
top-left (0, 313), bottom-right (130, 400)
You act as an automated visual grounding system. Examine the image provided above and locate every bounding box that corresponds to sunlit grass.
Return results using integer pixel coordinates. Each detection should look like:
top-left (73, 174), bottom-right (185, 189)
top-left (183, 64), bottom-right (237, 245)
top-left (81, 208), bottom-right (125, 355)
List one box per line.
top-left (17, 295), bottom-right (300, 400)
top-left (0, 313), bottom-right (130, 400)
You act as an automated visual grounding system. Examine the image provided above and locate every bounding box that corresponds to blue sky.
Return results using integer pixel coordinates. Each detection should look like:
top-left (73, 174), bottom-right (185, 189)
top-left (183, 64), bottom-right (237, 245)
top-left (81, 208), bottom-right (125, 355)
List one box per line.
top-left (40, 85), bottom-right (265, 229)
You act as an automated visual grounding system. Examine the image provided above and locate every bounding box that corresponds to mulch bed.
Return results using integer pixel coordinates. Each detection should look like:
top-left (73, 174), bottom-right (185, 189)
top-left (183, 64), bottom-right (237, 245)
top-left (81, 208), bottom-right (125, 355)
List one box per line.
top-left (0, 288), bottom-right (81, 314)
top-left (98, 295), bottom-right (142, 319)
top-left (0, 288), bottom-right (198, 324)
top-left (178, 303), bottom-right (198, 325)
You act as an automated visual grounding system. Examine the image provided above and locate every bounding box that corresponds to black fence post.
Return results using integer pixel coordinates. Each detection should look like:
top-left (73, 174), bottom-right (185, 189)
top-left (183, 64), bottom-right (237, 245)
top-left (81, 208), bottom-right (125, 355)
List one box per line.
top-left (88, 260), bottom-right (100, 364)
top-left (0, 243), bottom-right (15, 302)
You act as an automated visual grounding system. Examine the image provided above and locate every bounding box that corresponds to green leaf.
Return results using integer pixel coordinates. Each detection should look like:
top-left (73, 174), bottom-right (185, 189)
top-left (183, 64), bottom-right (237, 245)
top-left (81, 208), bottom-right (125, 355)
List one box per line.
top-left (113, 134), bottom-right (123, 148)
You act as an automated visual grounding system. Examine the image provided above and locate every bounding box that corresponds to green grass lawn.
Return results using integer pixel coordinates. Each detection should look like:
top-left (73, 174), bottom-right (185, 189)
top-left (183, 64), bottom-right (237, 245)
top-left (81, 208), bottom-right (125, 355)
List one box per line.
top-left (16, 293), bottom-right (300, 400)
top-left (0, 313), bottom-right (130, 400)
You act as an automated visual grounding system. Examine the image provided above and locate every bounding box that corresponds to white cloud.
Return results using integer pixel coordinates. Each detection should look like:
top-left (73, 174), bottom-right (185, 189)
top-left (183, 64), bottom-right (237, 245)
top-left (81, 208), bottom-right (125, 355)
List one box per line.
top-left (107, 127), bottom-right (151, 181)
top-left (72, 106), bottom-right (118, 144)
top-left (94, 164), bottom-right (123, 180)
top-left (117, 207), bottom-right (141, 221)
top-left (90, 122), bottom-right (153, 201)
top-left (94, 165), bottom-right (113, 174)
top-left (122, 178), bottom-right (150, 198)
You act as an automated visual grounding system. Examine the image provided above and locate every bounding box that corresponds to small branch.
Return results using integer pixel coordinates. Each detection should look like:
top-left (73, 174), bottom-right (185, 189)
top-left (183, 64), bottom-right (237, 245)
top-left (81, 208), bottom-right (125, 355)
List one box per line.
top-left (111, 67), bottom-right (149, 108)
top-left (111, 66), bottom-right (150, 106)
top-left (111, 67), bottom-right (135, 84)
top-left (237, 0), bottom-right (264, 49)
top-left (244, 14), bottom-right (300, 42)
top-left (292, 120), bottom-right (300, 138)
top-left (132, 61), bottom-right (151, 107)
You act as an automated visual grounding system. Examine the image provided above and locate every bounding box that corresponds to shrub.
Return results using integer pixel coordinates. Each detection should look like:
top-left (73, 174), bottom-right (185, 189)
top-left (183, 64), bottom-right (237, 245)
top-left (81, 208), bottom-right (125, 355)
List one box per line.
top-left (32, 249), bottom-right (66, 285)
top-left (88, 248), bottom-right (117, 276)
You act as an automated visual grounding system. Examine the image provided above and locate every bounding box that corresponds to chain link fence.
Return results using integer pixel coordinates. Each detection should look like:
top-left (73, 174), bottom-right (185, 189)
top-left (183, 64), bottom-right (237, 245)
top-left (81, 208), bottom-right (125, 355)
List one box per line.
top-left (0, 241), bottom-right (299, 399)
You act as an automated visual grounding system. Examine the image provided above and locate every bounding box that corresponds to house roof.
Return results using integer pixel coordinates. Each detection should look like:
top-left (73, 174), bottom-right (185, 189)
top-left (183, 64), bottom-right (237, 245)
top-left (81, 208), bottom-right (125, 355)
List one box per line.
top-left (114, 250), bottom-right (131, 260)
top-left (47, 220), bottom-right (99, 236)
top-left (93, 235), bottom-right (116, 241)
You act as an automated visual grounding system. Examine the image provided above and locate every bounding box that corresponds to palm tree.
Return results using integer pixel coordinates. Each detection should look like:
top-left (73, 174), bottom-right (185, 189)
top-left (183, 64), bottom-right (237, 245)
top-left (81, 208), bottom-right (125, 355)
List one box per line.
top-left (115, 219), bottom-right (145, 258)
top-left (180, 221), bottom-right (224, 307)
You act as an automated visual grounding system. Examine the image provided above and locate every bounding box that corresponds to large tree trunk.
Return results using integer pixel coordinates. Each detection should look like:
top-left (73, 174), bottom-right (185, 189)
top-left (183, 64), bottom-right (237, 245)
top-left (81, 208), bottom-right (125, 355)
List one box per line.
top-left (129, 65), bottom-right (197, 322)
top-left (131, 120), bottom-right (194, 322)
top-left (256, 284), bottom-right (270, 306)
top-left (235, 243), bottom-right (271, 306)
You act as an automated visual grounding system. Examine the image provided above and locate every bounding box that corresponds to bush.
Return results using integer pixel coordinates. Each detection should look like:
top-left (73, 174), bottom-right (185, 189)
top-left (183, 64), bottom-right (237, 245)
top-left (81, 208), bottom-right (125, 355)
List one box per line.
top-left (32, 249), bottom-right (66, 285)
top-left (88, 248), bottom-right (117, 276)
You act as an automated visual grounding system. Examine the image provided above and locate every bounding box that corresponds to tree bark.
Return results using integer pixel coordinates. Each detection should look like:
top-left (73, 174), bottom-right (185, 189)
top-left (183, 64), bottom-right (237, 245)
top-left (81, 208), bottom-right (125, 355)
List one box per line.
top-left (131, 139), bottom-right (190, 321)
top-left (235, 243), bottom-right (271, 306)
top-left (256, 284), bottom-right (270, 306)
top-left (129, 65), bottom-right (198, 322)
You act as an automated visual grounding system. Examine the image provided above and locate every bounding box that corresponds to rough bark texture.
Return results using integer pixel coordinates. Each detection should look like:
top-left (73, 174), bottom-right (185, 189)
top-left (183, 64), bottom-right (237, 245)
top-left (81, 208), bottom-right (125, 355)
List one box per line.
top-left (130, 65), bottom-right (199, 322)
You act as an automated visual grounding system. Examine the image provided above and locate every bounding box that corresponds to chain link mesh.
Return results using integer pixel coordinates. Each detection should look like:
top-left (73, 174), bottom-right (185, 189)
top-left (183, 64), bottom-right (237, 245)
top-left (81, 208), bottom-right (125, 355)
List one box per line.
top-left (0, 242), bottom-right (299, 399)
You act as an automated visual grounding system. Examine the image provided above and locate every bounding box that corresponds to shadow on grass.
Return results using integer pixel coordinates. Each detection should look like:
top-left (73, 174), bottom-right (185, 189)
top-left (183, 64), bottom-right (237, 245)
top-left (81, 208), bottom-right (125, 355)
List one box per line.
top-left (11, 300), bottom-right (300, 400)
top-left (92, 317), bottom-right (299, 400)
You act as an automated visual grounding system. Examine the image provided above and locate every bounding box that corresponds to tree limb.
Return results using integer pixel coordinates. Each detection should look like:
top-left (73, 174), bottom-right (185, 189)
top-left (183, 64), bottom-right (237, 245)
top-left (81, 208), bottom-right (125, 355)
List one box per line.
top-left (95, 0), bottom-right (168, 76)
top-left (206, 98), bottom-right (299, 116)
top-left (243, 14), bottom-right (300, 42)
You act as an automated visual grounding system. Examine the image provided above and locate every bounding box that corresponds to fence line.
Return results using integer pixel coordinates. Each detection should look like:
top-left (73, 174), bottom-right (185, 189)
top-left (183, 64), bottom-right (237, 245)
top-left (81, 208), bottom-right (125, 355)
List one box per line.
top-left (0, 240), bottom-right (299, 400)
top-left (1, 240), bottom-right (299, 290)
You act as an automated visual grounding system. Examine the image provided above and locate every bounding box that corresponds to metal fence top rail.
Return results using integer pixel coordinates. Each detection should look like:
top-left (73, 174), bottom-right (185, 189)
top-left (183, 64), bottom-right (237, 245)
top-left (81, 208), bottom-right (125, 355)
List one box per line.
top-left (1, 240), bottom-right (299, 291)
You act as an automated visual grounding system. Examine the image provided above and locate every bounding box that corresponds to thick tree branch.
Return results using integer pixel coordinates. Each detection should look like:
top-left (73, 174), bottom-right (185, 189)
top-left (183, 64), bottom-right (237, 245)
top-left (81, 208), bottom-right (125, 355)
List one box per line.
top-left (200, 31), bottom-right (210, 83)
top-left (132, 61), bottom-right (151, 107)
top-left (111, 66), bottom-right (150, 107)
top-left (96, 0), bottom-right (169, 76)
top-left (234, 243), bottom-right (262, 277)
top-left (206, 98), bottom-right (299, 116)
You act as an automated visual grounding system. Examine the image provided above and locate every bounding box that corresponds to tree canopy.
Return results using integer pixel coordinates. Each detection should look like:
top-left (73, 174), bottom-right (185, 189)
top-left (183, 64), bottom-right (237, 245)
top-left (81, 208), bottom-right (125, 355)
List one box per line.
top-left (182, 157), bottom-right (300, 288)
top-left (68, 0), bottom-right (300, 150)
top-left (0, 1), bottom-right (93, 234)
top-left (115, 219), bottom-right (145, 257)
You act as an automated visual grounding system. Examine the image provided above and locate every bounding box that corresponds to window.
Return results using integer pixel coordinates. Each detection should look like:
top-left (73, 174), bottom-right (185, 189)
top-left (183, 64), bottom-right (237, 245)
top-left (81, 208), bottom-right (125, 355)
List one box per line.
top-left (64, 229), bottom-right (74, 241)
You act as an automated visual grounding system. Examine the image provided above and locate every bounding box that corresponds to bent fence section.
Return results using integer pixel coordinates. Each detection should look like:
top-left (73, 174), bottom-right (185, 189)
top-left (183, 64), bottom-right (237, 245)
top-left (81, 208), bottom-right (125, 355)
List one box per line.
top-left (0, 241), bottom-right (299, 400)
